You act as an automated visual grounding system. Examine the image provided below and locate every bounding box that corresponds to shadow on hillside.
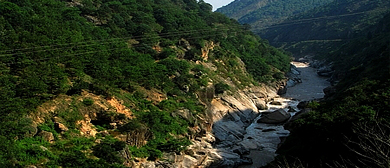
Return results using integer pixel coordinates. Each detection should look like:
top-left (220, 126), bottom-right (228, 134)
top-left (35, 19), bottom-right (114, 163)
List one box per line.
top-left (207, 104), bottom-right (295, 168)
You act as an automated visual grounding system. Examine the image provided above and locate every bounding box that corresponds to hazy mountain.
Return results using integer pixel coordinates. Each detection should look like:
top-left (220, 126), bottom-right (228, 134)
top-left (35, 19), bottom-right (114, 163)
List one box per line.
top-left (261, 0), bottom-right (390, 56)
top-left (216, 0), bottom-right (333, 30)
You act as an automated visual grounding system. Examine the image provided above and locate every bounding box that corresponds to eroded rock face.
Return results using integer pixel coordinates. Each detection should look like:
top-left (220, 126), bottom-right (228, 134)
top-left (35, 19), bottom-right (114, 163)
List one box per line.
top-left (131, 86), bottom-right (278, 168)
top-left (55, 122), bottom-right (69, 133)
top-left (114, 85), bottom-right (282, 168)
top-left (257, 109), bottom-right (291, 124)
top-left (286, 64), bottom-right (302, 88)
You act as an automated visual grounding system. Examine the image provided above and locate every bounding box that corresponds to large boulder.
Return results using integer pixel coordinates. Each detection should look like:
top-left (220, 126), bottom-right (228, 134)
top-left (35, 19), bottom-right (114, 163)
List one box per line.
top-left (257, 109), bottom-right (291, 124)
top-left (290, 64), bottom-right (301, 75)
top-left (253, 98), bottom-right (268, 110)
top-left (270, 101), bottom-right (282, 105)
top-left (317, 64), bottom-right (334, 77)
top-left (277, 85), bottom-right (287, 95)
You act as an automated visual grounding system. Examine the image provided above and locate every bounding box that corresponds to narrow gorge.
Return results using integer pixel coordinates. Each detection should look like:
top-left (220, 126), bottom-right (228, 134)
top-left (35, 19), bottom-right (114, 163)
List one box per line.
top-left (131, 61), bottom-right (331, 168)
top-left (210, 61), bottom-right (330, 167)
top-left (212, 61), bottom-right (330, 167)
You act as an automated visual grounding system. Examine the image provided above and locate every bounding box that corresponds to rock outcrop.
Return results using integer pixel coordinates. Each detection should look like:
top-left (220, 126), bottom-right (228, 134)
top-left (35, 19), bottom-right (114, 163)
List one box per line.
top-left (316, 62), bottom-right (334, 77)
top-left (257, 109), bottom-right (291, 124)
top-left (286, 64), bottom-right (302, 87)
top-left (131, 85), bottom-right (281, 168)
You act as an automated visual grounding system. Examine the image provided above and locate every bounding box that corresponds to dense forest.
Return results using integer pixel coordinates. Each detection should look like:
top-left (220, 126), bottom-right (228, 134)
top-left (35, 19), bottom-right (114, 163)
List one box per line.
top-left (269, 12), bottom-right (390, 168)
top-left (0, 0), bottom-right (291, 167)
top-left (220, 0), bottom-right (390, 167)
top-left (261, 0), bottom-right (390, 56)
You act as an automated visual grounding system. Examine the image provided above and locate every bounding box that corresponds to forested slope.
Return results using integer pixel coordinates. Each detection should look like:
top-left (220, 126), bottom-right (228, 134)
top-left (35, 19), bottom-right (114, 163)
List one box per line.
top-left (0, 0), bottom-right (290, 167)
top-left (268, 12), bottom-right (390, 168)
top-left (261, 0), bottom-right (390, 56)
top-left (216, 0), bottom-right (333, 32)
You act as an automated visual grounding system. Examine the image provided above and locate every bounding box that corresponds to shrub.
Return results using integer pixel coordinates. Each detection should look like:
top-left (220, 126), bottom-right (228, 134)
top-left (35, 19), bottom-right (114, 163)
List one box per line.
top-left (93, 136), bottom-right (125, 164)
top-left (214, 82), bottom-right (230, 94)
top-left (83, 98), bottom-right (94, 106)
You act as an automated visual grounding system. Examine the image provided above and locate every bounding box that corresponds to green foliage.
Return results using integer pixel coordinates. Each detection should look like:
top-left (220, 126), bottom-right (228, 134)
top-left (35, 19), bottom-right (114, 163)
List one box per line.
top-left (260, 0), bottom-right (390, 56)
top-left (306, 101), bottom-right (320, 109)
top-left (10, 137), bottom-right (54, 166)
top-left (56, 101), bottom-right (84, 129)
top-left (214, 82), bottom-right (230, 94)
top-left (217, 0), bottom-right (333, 28)
top-left (82, 98), bottom-right (94, 106)
top-left (0, 0), bottom-right (293, 166)
top-left (93, 136), bottom-right (126, 164)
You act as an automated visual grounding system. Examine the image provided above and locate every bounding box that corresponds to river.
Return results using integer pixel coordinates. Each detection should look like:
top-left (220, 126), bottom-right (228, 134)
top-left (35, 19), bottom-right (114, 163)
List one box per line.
top-left (238, 61), bottom-right (331, 168)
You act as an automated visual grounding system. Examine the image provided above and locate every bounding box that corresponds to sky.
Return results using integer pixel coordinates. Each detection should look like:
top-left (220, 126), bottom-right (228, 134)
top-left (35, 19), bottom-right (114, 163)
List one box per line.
top-left (204, 0), bottom-right (235, 11)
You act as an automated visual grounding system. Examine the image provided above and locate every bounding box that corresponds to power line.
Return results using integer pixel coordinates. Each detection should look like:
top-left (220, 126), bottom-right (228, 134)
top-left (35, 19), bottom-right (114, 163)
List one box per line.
top-left (3, 9), bottom-right (375, 55)
top-left (0, 25), bottom-right (245, 54)
top-left (252, 8), bottom-right (389, 31)
top-left (0, 26), bottom-right (244, 57)
top-left (2, 30), bottom-right (245, 65)
top-left (1, 8), bottom-right (388, 59)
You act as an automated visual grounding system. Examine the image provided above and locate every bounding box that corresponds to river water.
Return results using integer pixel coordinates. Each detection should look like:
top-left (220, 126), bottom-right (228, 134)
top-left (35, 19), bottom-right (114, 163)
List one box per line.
top-left (238, 61), bottom-right (330, 168)
top-left (284, 62), bottom-right (331, 101)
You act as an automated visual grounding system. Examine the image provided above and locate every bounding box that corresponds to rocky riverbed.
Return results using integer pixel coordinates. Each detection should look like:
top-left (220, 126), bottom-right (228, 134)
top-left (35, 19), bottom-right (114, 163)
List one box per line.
top-left (235, 61), bottom-right (331, 168)
top-left (132, 61), bottom-right (330, 168)
top-left (284, 62), bottom-right (331, 101)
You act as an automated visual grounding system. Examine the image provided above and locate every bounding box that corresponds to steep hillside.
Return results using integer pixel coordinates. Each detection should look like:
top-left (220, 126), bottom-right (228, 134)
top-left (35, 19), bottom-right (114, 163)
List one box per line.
top-left (261, 0), bottom-right (390, 56)
top-left (268, 12), bottom-right (390, 168)
top-left (0, 0), bottom-right (290, 167)
top-left (217, 0), bottom-right (333, 31)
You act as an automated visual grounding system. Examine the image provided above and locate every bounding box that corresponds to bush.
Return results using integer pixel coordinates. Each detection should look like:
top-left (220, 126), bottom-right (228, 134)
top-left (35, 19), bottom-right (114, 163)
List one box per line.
top-left (93, 136), bottom-right (126, 164)
top-left (214, 82), bottom-right (230, 94)
top-left (83, 98), bottom-right (94, 106)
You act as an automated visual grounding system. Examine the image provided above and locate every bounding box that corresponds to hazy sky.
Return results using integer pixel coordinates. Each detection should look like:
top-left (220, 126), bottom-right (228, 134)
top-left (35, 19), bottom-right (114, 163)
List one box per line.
top-left (204, 0), bottom-right (235, 11)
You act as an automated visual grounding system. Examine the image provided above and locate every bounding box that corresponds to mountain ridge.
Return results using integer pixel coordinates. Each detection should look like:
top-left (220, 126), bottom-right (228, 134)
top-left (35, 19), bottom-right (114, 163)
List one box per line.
top-left (217, 0), bottom-right (333, 29)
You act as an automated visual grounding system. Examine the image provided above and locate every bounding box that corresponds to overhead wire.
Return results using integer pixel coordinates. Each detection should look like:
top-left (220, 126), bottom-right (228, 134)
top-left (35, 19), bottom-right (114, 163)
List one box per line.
top-left (254, 8), bottom-right (390, 32)
top-left (1, 8), bottom-right (388, 62)
top-left (0, 24), bottom-right (246, 54)
top-left (0, 26), bottom-right (244, 57)
top-left (3, 29), bottom-right (246, 65)
top-left (0, 9), bottom-right (382, 56)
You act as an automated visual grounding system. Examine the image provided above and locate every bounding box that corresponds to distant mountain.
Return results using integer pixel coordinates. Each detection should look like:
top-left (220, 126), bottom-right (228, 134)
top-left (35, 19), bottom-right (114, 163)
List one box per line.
top-left (261, 0), bottom-right (390, 56)
top-left (216, 0), bottom-right (333, 29)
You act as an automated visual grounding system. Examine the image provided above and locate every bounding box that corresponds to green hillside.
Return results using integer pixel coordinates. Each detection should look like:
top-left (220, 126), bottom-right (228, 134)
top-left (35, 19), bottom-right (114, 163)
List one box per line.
top-left (261, 0), bottom-right (390, 56)
top-left (0, 0), bottom-right (290, 167)
top-left (216, 0), bottom-right (333, 31)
